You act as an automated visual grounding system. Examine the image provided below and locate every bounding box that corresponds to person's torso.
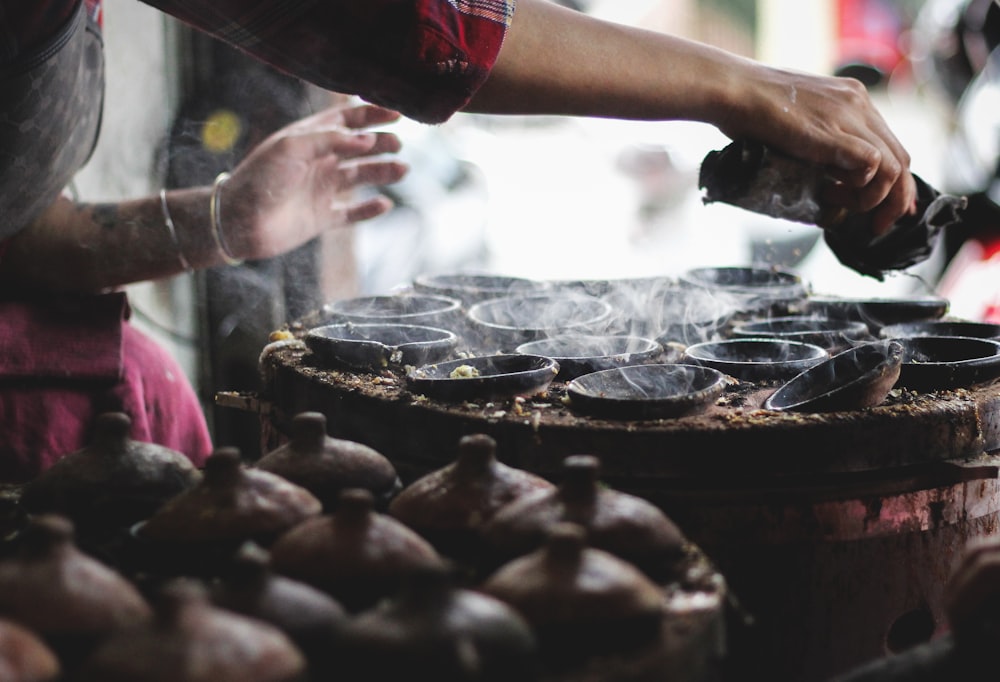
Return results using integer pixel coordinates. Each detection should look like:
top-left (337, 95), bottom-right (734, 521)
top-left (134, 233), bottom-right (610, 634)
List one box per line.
top-left (0, 0), bottom-right (101, 62)
top-left (0, 0), bottom-right (104, 239)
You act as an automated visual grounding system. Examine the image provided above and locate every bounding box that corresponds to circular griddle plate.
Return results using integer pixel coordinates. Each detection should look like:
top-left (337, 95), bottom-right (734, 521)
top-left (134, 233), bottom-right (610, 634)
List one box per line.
top-left (259, 339), bottom-right (1000, 484)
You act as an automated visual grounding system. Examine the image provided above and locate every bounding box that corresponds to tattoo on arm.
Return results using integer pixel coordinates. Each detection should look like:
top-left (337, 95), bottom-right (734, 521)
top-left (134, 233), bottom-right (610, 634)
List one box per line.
top-left (87, 203), bottom-right (120, 232)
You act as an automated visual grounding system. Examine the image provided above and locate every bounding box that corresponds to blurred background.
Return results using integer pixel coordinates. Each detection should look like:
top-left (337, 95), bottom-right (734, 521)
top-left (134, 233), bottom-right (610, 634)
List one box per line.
top-left (75, 0), bottom-right (1000, 453)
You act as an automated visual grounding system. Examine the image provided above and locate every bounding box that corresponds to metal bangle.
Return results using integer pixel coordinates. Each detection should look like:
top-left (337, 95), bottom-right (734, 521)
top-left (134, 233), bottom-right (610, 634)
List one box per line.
top-left (159, 188), bottom-right (193, 272)
top-left (210, 171), bottom-right (244, 266)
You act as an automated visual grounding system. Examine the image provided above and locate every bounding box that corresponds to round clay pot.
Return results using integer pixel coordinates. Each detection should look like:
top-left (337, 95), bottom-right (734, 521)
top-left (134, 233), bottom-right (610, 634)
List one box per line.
top-left (134, 448), bottom-right (322, 576)
top-left (75, 579), bottom-right (307, 682)
top-left (210, 542), bottom-right (347, 679)
top-left (0, 515), bottom-right (152, 672)
top-left (336, 562), bottom-right (538, 682)
top-left (269, 488), bottom-right (444, 612)
top-left (0, 617), bottom-right (61, 682)
top-left (20, 411), bottom-right (201, 532)
top-left (387, 433), bottom-right (554, 576)
top-left (481, 523), bottom-right (665, 671)
top-left (482, 455), bottom-right (686, 582)
top-left (255, 411), bottom-right (402, 511)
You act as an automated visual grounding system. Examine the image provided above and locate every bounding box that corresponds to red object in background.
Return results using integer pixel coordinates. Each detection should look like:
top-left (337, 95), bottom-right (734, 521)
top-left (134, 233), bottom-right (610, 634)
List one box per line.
top-left (836, 0), bottom-right (907, 78)
top-left (86, 0), bottom-right (102, 26)
top-left (937, 234), bottom-right (1000, 323)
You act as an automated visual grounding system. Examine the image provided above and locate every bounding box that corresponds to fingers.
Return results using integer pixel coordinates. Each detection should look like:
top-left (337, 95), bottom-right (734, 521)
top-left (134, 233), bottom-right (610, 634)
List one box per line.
top-left (319, 155), bottom-right (410, 190)
top-left (295, 102), bottom-right (402, 132)
top-left (343, 195), bottom-right (396, 224)
top-left (322, 195), bottom-right (396, 233)
top-left (867, 173), bottom-right (918, 235)
top-left (363, 131), bottom-right (403, 156)
top-left (748, 72), bottom-right (917, 236)
top-left (817, 120), bottom-right (915, 236)
top-left (822, 160), bottom-right (917, 236)
top-left (312, 157), bottom-right (406, 228)
top-left (320, 130), bottom-right (403, 158)
top-left (825, 96), bottom-right (915, 234)
top-left (338, 103), bottom-right (403, 129)
top-left (278, 128), bottom-right (403, 164)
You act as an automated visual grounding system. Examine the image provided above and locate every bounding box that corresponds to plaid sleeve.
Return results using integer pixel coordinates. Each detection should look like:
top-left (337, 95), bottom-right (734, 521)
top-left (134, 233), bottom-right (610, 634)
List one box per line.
top-left (140, 0), bottom-right (515, 123)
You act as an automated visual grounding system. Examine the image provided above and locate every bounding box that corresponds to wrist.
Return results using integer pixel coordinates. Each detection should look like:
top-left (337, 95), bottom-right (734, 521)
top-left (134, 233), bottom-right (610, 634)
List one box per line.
top-left (697, 52), bottom-right (759, 137)
top-left (159, 189), bottom-right (193, 272)
top-left (159, 185), bottom-right (239, 270)
top-left (209, 172), bottom-right (244, 266)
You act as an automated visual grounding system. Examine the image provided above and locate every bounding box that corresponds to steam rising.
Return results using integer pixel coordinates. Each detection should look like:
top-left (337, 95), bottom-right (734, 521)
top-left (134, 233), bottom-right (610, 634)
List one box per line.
top-left (731, 316), bottom-right (873, 354)
top-left (305, 266), bottom-right (1000, 405)
top-left (466, 293), bottom-right (615, 351)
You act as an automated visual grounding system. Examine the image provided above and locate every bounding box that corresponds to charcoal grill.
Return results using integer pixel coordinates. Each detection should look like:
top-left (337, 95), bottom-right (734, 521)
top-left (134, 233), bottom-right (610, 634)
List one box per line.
top-left (229, 276), bottom-right (1000, 682)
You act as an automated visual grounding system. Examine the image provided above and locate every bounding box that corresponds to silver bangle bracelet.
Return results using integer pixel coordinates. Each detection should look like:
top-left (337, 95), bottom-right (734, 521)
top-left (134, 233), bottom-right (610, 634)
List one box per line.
top-left (159, 188), bottom-right (193, 272)
top-left (210, 171), bottom-right (244, 266)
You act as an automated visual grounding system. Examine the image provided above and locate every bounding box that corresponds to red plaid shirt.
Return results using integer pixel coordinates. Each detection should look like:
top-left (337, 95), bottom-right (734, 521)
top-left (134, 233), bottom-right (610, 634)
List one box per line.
top-left (1, 0), bottom-right (512, 123)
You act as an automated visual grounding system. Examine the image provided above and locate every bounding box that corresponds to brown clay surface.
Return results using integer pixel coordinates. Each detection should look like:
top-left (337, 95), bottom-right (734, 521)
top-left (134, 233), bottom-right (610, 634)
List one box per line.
top-left (258, 338), bottom-right (1000, 486)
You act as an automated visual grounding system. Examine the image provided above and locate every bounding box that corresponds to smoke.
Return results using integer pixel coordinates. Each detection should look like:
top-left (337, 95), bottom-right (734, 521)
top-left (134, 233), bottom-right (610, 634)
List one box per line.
top-left (730, 316), bottom-right (874, 354)
top-left (466, 293), bottom-right (615, 352)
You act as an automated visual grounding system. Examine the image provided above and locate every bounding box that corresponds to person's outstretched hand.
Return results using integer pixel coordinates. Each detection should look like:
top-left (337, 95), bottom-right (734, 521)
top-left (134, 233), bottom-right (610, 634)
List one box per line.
top-left (719, 63), bottom-right (917, 235)
top-left (219, 102), bottom-right (408, 261)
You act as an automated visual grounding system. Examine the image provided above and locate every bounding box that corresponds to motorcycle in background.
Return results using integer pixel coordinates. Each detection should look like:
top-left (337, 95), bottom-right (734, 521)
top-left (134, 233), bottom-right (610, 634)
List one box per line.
top-left (914, 0), bottom-right (1000, 320)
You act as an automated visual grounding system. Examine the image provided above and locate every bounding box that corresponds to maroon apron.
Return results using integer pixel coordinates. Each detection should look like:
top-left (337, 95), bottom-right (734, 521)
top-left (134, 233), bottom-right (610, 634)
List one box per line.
top-left (0, 2), bottom-right (212, 481)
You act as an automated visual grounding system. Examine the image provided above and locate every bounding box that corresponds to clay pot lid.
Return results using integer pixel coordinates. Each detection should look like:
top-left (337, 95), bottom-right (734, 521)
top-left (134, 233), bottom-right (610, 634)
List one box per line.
top-left (0, 617), bottom-right (61, 682)
top-left (137, 448), bottom-right (321, 546)
top-left (0, 515), bottom-right (152, 637)
top-left (75, 579), bottom-right (306, 682)
top-left (481, 523), bottom-right (664, 627)
top-left (337, 561), bottom-right (537, 681)
top-left (388, 433), bottom-right (554, 533)
top-left (269, 488), bottom-right (444, 612)
top-left (481, 525), bottom-right (668, 678)
top-left (483, 455), bottom-right (686, 581)
top-left (211, 542), bottom-right (347, 639)
top-left (255, 412), bottom-right (402, 511)
top-left (20, 412), bottom-right (201, 529)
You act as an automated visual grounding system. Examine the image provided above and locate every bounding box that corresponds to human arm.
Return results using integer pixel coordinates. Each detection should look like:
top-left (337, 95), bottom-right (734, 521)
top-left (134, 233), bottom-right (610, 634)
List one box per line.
top-left (0, 103), bottom-right (407, 293)
top-left (468, 0), bottom-right (916, 234)
top-left (140, 0), bottom-right (913, 233)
